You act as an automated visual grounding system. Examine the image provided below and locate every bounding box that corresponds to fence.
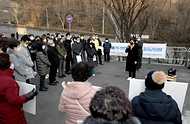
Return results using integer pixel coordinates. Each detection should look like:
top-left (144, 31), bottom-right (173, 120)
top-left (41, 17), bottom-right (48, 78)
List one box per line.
top-left (110, 47), bottom-right (190, 66)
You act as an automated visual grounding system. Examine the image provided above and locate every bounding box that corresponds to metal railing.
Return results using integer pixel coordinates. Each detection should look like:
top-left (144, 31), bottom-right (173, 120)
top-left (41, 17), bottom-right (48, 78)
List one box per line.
top-left (110, 47), bottom-right (190, 66)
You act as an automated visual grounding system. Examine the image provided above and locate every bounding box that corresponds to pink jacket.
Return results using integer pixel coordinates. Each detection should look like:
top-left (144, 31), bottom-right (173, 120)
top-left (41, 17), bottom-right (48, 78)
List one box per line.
top-left (58, 81), bottom-right (96, 124)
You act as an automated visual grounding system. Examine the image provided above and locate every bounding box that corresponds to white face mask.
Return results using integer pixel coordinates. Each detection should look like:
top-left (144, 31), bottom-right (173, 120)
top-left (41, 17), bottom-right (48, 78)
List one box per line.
top-left (137, 39), bottom-right (140, 41)
top-left (42, 45), bottom-right (45, 49)
top-left (24, 44), bottom-right (28, 47)
top-left (30, 37), bottom-right (34, 40)
top-left (52, 44), bottom-right (55, 47)
top-left (77, 40), bottom-right (80, 43)
top-left (106, 40), bottom-right (108, 42)
top-left (10, 63), bottom-right (14, 69)
top-left (43, 39), bottom-right (47, 42)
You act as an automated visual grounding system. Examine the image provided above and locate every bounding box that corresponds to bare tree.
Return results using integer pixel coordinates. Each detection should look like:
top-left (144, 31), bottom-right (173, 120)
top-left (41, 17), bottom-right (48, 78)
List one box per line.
top-left (103, 0), bottom-right (151, 42)
top-left (7, 0), bottom-right (20, 25)
top-left (148, 0), bottom-right (167, 40)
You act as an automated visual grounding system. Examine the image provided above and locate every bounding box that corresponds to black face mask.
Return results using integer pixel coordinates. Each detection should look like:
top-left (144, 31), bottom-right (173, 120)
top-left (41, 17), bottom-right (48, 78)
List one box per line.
top-left (130, 42), bottom-right (133, 45)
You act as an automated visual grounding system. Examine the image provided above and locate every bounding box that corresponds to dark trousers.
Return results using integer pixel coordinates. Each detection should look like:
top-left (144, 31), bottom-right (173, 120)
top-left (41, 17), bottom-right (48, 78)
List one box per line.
top-left (137, 55), bottom-right (142, 69)
top-left (129, 70), bottom-right (136, 78)
top-left (49, 66), bottom-right (57, 84)
top-left (40, 75), bottom-right (45, 89)
top-left (65, 59), bottom-right (71, 73)
top-left (26, 79), bottom-right (30, 83)
top-left (104, 52), bottom-right (110, 62)
top-left (98, 49), bottom-right (102, 64)
top-left (58, 59), bottom-right (65, 76)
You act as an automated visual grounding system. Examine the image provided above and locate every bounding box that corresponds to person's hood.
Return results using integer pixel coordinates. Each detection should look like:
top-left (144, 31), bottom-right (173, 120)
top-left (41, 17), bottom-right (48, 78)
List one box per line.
top-left (0, 68), bottom-right (14, 77)
top-left (7, 48), bottom-right (20, 58)
top-left (64, 81), bottom-right (93, 99)
top-left (139, 89), bottom-right (173, 119)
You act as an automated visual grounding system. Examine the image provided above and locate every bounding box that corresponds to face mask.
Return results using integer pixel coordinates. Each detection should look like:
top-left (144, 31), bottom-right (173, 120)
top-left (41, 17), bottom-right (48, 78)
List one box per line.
top-left (30, 37), bottom-right (34, 40)
top-left (43, 39), bottom-right (47, 42)
top-left (137, 39), bottom-right (140, 41)
top-left (52, 44), bottom-right (55, 47)
top-left (130, 42), bottom-right (133, 45)
top-left (77, 40), bottom-right (80, 43)
top-left (24, 44), bottom-right (28, 47)
top-left (10, 63), bottom-right (14, 69)
top-left (80, 37), bottom-right (84, 40)
top-left (42, 45), bottom-right (45, 49)
top-left (106, 40), bottom-right (108, 42)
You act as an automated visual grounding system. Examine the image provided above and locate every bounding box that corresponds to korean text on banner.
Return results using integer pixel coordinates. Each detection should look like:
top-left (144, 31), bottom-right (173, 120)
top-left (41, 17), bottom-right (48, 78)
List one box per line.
top-left (142, 43), bottom-right (166, 59)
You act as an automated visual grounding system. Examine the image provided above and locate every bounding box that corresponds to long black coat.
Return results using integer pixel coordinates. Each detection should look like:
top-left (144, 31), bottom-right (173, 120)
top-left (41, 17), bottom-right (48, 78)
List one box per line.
top-left (83, 116), bottom-right (141, 124)
top-left (125, 45), bottom-right (138, 72)
top-left (131, 89), bottom-right (182, 124)
top-left (47, 46), bottom-right (59, 68)
top-left (85, 43), bottom-right (98, 67)
top-left (64, 39), bottom-right (72, 61)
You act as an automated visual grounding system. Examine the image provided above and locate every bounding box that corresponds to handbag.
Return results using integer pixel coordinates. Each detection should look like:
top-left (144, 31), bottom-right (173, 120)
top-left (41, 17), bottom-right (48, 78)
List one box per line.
top-left (76, 100), bottom-right (90, 115)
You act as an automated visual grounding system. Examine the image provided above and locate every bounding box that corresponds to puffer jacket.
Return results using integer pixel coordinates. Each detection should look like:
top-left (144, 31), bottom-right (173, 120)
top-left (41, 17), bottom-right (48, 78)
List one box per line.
top-left (7, 48), bottom-right (27, 82)
top-left (0, 69), bottom-right (27, 124)
top-left (56, 43), bottom-right (67, 60)
top-left (131, 89), bottom-right (182, 124)
top-left (82, 116), bottom-right (141, 124)
top-left (36, 51), bottom-right (51, 76)
top-left (58, 81), bottom-right (96, 124)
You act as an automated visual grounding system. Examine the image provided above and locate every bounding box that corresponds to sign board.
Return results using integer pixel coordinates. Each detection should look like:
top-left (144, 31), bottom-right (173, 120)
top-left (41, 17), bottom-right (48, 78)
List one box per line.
top-left (17, 81), bottom-right (36, 115)
top-left (66, 14), bottom-right (73, 24)
top-left (128, 79), bottom-right (188, 113)
top-left (142, 43), bottom-right (166, 59)
top-left (100, 43), bottom-right (166, 58)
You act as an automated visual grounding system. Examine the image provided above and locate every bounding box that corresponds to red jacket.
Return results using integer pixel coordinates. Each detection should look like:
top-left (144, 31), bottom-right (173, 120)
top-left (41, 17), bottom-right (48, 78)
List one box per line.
top-left (0, 68), bottom-right (27, 124)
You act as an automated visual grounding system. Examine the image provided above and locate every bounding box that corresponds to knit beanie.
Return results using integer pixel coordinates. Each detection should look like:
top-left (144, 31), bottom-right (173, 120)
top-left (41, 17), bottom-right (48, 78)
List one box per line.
top-left (145, 71), bottom-right (166, 90)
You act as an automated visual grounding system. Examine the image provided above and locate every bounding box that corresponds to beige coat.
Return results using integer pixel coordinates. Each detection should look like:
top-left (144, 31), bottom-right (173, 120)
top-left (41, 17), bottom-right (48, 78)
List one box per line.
top-left (58, 81), bottom-right (96, 124)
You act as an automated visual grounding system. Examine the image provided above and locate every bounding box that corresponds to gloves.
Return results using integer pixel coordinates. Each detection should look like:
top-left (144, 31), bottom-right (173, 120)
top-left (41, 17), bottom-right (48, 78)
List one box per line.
top-left (24, 88), bottom-right (38, 102)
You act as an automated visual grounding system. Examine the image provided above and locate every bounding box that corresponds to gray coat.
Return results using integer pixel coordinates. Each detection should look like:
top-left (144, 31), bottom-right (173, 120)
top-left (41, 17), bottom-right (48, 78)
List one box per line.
top-left (7, 48), bottom-right (27, 82)
top-left (36, 51), bottom-right (51, 76)
top-left (19, 44), bottom-right (35, 79)
top-left (72, 42), bottom-right (83, 63)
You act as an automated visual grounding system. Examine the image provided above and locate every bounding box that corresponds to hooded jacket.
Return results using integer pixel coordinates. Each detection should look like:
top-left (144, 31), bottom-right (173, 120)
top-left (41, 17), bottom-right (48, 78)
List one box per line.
top-left (82, 116), bottom-right (141, 124)
top-left (0, 69), bottom-right (27, 124)
top-left (132, 89), bottom-right (182, 124)
top-left (58, 81), bottom-right (96, 124)
top-left (7, 48), bottom-right (27, 82)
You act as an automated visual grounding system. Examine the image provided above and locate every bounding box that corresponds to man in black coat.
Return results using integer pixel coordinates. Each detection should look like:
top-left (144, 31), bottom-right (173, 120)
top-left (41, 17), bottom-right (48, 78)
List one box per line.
top-left (80, 34), bottom-right (87, 61)
top-left (131, 71), bottom-right (182, 124)
top-left (64, 33), bottom-right (73, 75)
top-left (47, 39), bottom-right (59, 85)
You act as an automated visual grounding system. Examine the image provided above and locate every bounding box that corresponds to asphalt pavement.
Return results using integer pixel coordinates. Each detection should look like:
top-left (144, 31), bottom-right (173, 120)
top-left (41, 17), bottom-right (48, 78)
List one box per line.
top-left (25, 61), bottom-right (190, 124)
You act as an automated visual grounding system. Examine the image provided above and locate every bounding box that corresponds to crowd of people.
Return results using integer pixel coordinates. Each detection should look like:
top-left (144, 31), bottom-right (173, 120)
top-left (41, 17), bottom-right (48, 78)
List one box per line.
top-left (0, 32), bottom-right (112, 90)
top-left (0, 32), bottom-right (182, 124)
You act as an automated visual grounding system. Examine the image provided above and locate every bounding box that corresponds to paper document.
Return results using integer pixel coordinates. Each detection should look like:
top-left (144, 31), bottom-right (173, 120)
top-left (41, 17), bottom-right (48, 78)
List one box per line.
top-left (76, 55), bottom-right (82, 63)
top-left (17, 81), bottom-right (36, 115)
